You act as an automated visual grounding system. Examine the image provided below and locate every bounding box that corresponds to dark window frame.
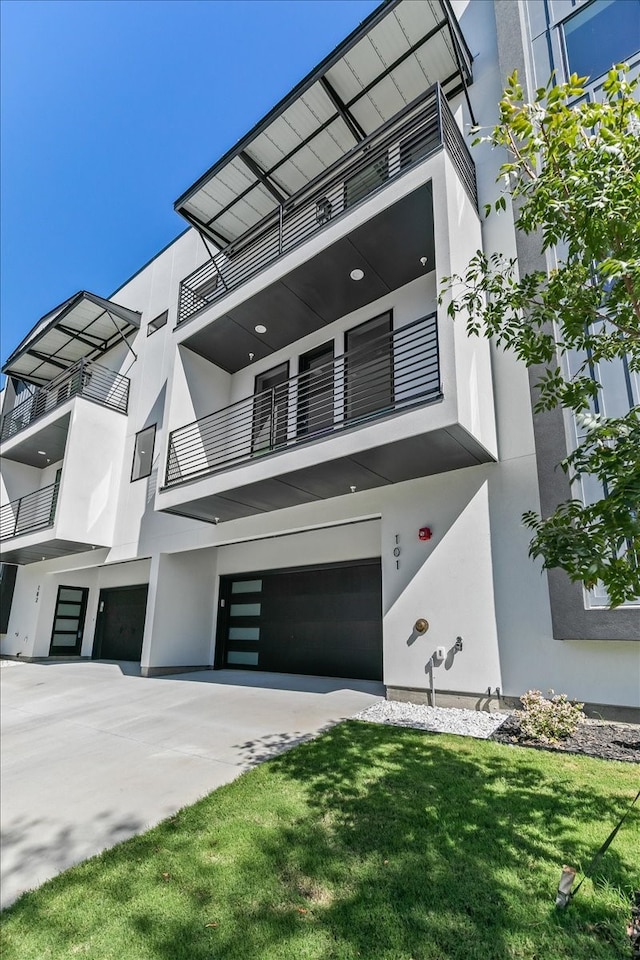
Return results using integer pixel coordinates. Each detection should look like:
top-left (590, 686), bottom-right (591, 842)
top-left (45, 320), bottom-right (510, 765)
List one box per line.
top-left (131, 424), bottom-right (157, 482)
top-left (252, 361), bottom-right (290, 453)
top-left (297, 340), bottom-right (335, 438)
top-left (344, 310), bottom-right (394, 424)
top-left (147, 310), bottom-right (168, 336)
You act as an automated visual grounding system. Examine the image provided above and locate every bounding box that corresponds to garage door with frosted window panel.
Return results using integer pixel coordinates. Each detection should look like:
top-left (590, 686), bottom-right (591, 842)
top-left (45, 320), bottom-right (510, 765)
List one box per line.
top-left (217, 561), bottom-right (382, 680)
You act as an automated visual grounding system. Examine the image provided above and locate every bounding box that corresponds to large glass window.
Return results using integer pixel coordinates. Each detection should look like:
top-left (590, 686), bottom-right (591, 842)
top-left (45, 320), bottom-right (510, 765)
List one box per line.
top-left (563, 0), bottom-right (640, 81)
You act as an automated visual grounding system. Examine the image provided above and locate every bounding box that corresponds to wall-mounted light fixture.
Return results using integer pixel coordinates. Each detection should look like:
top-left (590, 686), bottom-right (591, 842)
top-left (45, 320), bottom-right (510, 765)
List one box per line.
top-left (350, 268), bottom-right (364, 281)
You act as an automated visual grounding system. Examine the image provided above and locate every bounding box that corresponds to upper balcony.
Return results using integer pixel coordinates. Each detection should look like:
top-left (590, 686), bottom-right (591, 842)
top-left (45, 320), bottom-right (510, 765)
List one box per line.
top-left (1, 480), bottom-right (60, 543)
top-left (157, 297), bottom-right (498, 524)
top-left (166, 314), bottom-right (442, 488)
top-left (1, 291), bottom-right (138, 467)
top-left (0, 367), bottom-right (129, 563)
top-left (176, 85), bottom-right (476, 329)
top-left (1, 358), bottom-right (129, 447)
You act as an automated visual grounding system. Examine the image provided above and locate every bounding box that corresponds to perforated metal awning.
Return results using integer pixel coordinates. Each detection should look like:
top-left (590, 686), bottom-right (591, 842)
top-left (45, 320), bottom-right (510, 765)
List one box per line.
top-left (174, 0), bottom-right (472, 247)
top-left (2, 292), bottom-right (141, 386)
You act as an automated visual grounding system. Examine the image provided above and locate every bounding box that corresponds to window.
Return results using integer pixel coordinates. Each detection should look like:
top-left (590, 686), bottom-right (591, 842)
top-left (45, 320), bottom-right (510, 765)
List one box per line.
top-left (147, 310), bottom-right (168, 335)
top-left (131, 425), bottom-right (156, 481)
top-left (563, 0), bottom-right (640, 82)
top-left (344, 312), bottom-right (393, 422)
top-left (252, 363), bottom-right (289, 454)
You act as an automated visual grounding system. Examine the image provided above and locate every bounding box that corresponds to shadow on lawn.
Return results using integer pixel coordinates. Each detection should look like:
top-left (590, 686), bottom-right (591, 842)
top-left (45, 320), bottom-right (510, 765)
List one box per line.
top-left (0, 808), bottom-right (145, 911)
top-left (5, 723), bottom-right (636, 960)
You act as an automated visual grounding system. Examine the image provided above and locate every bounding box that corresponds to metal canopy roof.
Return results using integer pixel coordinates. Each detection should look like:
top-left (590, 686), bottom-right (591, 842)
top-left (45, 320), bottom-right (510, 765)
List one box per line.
top-left (2, 292), bottom-right (141, 386)
top-left (174, 0), bottom-right (472, 247)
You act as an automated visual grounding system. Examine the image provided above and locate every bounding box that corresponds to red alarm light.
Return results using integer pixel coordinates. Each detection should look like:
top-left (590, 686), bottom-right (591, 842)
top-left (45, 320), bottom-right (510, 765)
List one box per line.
top-left (418, 527), bottom-right (432, 541)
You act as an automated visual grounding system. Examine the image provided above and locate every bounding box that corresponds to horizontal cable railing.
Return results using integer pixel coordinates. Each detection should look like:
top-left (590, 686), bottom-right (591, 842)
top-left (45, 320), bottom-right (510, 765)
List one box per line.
top-left (165, 313), bottom-right (440, 487)
top-left (0, 481), bottom-right (59, 541)
top-left (0, 359), bottom-right (130, 442)
top-left (177, 84), bottom-right (477, 326)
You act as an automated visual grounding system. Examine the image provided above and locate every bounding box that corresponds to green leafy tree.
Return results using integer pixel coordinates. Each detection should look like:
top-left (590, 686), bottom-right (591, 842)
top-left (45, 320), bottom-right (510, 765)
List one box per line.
top-left (441, 67), bottom-right (640, 607)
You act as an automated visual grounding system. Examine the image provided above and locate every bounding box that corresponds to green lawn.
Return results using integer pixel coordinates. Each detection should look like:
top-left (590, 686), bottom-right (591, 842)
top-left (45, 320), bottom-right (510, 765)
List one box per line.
top-left (2, 721), bottom-right (639, 960)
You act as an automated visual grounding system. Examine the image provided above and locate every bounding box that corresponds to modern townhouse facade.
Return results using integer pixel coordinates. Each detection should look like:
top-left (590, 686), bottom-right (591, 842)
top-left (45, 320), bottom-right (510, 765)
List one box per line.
top-left (1, 0), bottom-right (638, 715)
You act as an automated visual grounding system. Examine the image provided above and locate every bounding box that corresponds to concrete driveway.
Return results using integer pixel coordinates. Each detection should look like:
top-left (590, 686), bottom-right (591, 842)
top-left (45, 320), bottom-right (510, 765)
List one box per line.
top-left (0, 659), bottom-right (382, 908)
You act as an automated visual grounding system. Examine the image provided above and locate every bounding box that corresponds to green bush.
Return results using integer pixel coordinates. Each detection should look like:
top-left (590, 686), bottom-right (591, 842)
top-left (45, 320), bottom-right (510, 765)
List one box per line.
top-left (518, 690), bottom-right (584, 742)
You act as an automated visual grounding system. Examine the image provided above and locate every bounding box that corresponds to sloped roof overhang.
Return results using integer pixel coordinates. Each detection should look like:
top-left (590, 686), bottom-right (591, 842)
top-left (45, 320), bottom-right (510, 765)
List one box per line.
top-left (174, 0), bottom-right (472, 247)
top-left (2, 292), bottom-right (141, 386)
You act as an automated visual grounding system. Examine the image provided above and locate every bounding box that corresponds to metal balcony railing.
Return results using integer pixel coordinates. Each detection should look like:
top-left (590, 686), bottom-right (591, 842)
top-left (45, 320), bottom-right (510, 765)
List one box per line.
top-left (0, 359), bottom-right (130, 442)
top-left (177, 84), bottom-right (477, 326)
top-left (0, 480), bottom-right (60, 541)
top-left (165, 313), bottom-right (440, 487)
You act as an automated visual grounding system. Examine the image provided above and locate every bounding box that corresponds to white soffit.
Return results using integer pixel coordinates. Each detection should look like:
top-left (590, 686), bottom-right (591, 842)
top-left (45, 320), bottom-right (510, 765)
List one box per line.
top-left (174, 0), bottom-right (472, 247)
top-left (3, 292), bottom-right (141, 386)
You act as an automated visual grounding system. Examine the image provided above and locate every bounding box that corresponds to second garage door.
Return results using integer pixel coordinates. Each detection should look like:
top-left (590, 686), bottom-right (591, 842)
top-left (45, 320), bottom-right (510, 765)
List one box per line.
top-left (216, 560), bottom-right (382, 681)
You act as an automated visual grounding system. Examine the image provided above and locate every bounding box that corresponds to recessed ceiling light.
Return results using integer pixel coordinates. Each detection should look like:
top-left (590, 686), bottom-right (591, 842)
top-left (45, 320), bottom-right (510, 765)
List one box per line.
top-left (38, 450), bottom-right (46, 455)
top-left (254, 324), bottom-right (267, 334)
top-left (350, 268), bottom-right (365, 281)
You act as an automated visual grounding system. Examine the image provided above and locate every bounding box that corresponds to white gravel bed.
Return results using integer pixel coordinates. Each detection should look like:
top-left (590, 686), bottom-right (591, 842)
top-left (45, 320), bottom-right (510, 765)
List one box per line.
top-left (354, 700), bottom-right (509, 739)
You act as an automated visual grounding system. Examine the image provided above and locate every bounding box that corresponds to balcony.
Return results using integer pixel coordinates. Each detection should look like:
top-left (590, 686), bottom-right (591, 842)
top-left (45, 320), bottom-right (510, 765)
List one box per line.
top-left (158, 309), bottom-right (496, 525)
top-left (177, 85), bottom-right (476, 329)
top-left (0, 481), bottom-right (59, 541)
top-left (1, 361), bottom-right (129, 562)
top-left (167, 314), bottom-right (440, 486)
top-left (1, 359), bottom-right (130, 444)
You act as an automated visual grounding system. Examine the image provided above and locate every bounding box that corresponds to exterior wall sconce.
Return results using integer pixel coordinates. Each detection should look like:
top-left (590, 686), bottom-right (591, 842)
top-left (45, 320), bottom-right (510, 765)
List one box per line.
top-left (316, 197), bottom-right (332, 224)
top-left (414, 618), bottom-right (429, 634)
top-left (418, 526), bottom-right (432, 541)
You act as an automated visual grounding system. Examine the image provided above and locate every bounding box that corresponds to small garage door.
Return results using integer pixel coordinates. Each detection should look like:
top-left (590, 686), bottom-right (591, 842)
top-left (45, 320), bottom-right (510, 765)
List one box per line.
top-left (92, 585), bottom-right (149, 662)
top-left (216, 560), bottom-right (382, 681)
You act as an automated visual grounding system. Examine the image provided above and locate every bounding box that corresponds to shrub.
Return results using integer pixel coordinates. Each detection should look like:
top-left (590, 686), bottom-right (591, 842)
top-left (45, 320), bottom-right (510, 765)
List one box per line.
top-left (518, 690), bottom-right (584, 743)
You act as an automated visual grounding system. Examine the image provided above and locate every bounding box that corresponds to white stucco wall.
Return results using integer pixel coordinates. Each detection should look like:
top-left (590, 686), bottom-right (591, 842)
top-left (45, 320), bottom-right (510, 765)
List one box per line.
top-left (55, 399), bottom-right (127, 546)
top-left (142, 549), bottom-right (217, 670)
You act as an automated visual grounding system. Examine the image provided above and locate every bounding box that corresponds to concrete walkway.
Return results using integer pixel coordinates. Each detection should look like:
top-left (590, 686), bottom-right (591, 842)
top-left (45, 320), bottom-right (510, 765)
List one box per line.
top-left (0, 659), bottom-right (382, 908)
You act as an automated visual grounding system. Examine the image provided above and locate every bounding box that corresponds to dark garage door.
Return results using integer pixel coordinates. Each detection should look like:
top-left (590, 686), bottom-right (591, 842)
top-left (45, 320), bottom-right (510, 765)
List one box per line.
top-left (216, 560), bottom-right (382, 681)
top-left (93, 585), bottom-right (149, 662)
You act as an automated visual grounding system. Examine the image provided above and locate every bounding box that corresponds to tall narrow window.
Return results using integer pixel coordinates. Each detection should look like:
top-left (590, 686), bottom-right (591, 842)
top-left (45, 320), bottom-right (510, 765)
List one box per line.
top-left (297, 342), bottom-right (334, 438)
top-left (131, 425), bottom-right (156, 481)
top-left (252, 363), bottom-right (289, 454)
top-left (345, 313), bottom-right (393, 422)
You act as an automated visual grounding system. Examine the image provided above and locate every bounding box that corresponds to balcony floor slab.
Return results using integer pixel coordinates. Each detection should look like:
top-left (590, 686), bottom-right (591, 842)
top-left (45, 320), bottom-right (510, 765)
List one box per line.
top-left (161, 424), bottom-right (495, 525)
top-left (1, 538), bottom-right (98, 565)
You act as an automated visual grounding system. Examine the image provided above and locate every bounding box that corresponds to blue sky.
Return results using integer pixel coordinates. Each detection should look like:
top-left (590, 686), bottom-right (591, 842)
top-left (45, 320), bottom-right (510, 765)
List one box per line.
top-left (0, 0), bottom-right (379, 366)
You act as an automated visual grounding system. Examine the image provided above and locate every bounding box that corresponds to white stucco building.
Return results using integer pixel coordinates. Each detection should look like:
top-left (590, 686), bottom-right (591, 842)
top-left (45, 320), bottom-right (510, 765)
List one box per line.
top-left (1, 0), bottom-right (638, 716)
